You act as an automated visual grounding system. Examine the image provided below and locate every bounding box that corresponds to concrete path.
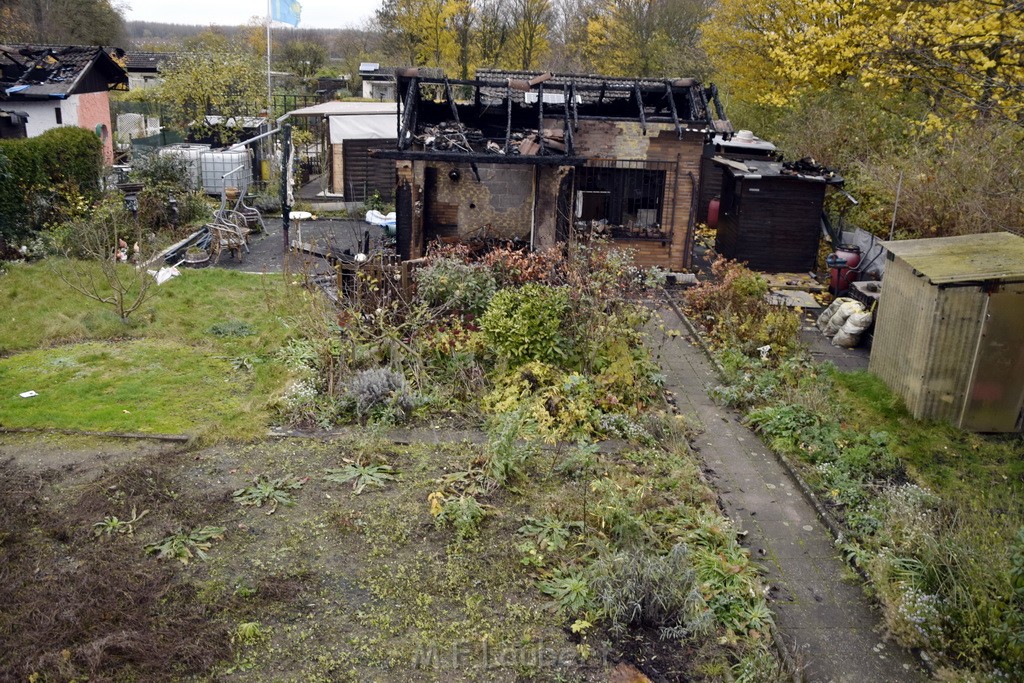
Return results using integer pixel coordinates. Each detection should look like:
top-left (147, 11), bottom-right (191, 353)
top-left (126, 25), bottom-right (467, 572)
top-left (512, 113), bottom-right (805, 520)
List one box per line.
top-left (649, 306), bottom-right (926, 682)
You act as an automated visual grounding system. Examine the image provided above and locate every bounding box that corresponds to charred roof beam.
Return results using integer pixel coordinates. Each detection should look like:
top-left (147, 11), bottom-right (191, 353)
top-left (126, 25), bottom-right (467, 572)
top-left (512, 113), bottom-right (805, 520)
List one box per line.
top-left (665, 81), bottom-right (682, 139)
top-left (633, 82), bottom-right (646, 136)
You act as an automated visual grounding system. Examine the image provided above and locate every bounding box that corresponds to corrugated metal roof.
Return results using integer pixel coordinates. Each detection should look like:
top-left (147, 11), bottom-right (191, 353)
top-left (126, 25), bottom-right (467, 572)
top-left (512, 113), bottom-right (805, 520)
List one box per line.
top-left (883, 231), bottom-right (1024, 284)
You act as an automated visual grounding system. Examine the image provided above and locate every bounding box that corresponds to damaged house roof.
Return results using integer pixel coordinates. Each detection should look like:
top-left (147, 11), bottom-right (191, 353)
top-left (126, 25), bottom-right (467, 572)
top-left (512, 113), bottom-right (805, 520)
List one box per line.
top-left (372, 68), bottom-right (730, 167)
top-left (0, 44), bottom-right (128, 100)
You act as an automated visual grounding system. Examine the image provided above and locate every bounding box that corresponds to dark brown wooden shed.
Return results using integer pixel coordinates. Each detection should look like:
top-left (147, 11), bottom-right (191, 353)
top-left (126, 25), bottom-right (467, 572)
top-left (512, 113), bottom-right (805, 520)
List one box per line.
top-left (696, 131), bottom-right (776, 224)
top-left (713, 158), bottom-right (840, 272)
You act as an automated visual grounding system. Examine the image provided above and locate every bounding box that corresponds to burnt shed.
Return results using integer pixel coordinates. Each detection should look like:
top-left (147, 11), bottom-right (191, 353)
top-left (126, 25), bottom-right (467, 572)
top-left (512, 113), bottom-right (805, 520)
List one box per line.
top-left (869, 232), bottom-right (1024, 433)
top-left (371, 68), bottom-right (731, 269)
top-left (713, 158), bottom-right (841, 273)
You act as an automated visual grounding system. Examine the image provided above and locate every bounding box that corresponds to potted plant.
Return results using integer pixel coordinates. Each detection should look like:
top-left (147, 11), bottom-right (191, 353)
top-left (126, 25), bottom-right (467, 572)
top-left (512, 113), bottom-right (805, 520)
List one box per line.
top-left (183, 245), bottom-right (210, 268)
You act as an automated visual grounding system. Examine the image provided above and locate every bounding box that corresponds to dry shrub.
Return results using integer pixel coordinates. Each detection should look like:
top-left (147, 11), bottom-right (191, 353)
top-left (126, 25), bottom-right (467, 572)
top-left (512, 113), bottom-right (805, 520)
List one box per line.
top-left (0, 459), bottom-right (231, 681)
top-left (851, 121), bottom-right (1024, 238)
top-left (685, 257), bottom-right (801, 357)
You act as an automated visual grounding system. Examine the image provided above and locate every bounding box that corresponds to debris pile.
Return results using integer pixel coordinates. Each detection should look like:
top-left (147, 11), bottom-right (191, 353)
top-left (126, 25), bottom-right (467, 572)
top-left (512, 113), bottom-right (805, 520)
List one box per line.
top-left (782, 156), bottom-right (839, 180)
top-left (415, 122), bottom-right (569, 156)
top-left (416, 122), bottom-right (483, 152)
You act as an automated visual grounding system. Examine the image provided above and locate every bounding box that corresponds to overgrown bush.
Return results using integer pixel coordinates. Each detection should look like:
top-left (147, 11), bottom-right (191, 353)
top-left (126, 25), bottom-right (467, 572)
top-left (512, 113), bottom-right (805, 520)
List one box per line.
top-left (0, 127), bottom-right (102, 248)
top-left (415, 257), bottom-right (497, 316)
top-left (130, 153), bottom-right (210, 232)
top-left (686, 257), bottom-right (801, 358)
top-left (480, 283), bottom-right (570, 366)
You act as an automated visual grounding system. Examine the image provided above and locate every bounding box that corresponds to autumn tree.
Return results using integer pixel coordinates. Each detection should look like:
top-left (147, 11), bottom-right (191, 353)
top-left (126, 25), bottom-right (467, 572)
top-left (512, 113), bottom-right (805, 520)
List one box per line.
top-left (156, 31), bottom-right (265, 132)
top-left (702, 0), bottom-right (1023, 127)
top-left (508, 0), bottom-right (552, 70)
top-left (584, 0), bottom-right (709, 77)
top-left (0, 0), bottom-right (125, 45)
top-left (477, 0), bottom-right (513, 68)
top-left (278, 39), bottom-right (329, 80)
top-left (547, 0), bottom-right (598, 72)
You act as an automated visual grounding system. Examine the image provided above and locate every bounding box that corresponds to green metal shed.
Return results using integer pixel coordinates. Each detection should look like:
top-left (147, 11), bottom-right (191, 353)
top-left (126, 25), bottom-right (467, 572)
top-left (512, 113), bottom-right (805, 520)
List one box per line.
top-left (869, 232), bottom-right (1024, 432)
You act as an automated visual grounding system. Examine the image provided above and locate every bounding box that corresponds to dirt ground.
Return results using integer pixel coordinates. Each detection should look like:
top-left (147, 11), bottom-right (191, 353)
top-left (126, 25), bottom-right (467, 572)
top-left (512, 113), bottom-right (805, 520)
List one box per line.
top-left (0, 432), bottom-right (618, 682)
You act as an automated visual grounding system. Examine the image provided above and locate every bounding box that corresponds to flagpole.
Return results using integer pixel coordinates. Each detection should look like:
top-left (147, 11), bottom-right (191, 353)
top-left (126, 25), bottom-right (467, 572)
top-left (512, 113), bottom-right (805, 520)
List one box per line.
top-left (266, 0), bottom-right (273, 118)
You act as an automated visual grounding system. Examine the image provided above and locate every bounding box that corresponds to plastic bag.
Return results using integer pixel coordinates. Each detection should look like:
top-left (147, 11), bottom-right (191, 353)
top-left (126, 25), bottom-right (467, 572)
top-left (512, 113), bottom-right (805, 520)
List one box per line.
top-left (832, 311), bottom-right (873, 348)
top-left (824, 301), bottom-right (865, 337)
top-left (817, 297), bottom-right (855, 332)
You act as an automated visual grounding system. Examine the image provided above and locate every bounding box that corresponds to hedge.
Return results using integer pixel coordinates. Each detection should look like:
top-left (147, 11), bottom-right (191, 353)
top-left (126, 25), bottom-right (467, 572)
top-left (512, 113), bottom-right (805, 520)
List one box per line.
top-left (0, 126), bottom-right (103, 248)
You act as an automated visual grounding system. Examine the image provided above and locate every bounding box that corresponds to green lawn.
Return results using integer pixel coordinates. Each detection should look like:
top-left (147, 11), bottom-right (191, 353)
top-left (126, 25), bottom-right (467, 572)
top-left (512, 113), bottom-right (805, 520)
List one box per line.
top-left (0, 262), bottom-right (316, 438)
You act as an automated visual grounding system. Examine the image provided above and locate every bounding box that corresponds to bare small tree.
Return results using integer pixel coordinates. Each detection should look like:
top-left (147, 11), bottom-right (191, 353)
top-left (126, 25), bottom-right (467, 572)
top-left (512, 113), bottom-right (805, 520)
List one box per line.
top-left (53, 194), bottom-right (157, 321)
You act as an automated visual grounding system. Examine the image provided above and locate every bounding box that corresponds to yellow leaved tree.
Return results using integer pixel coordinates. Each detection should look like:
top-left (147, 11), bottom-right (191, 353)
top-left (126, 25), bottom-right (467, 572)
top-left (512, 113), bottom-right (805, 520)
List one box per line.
top-left (703, 0), bottom-right (1023, 126)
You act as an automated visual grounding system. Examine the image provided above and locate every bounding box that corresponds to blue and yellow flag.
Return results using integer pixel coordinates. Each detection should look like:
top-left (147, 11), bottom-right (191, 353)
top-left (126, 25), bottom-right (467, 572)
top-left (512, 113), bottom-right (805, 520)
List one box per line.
top-left (271, 0), bottom-right (301, 26)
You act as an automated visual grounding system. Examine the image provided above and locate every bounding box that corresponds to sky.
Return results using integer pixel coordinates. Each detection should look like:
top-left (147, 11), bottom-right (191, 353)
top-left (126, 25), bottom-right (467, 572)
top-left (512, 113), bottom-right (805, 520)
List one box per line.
top-left (124, 0), bottom-right (379, 29)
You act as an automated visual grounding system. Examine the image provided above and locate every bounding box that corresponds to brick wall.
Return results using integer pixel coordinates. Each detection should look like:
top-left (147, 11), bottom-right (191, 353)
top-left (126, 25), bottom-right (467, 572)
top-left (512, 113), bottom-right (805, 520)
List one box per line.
top-left (567, 120), bottom-right (703, 271)
top-left (421, 162), bottom-right (535, 242)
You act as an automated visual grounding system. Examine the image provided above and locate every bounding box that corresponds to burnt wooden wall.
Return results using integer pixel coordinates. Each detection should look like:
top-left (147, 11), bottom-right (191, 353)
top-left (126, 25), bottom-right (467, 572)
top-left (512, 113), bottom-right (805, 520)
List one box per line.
top-left (715, 174), bottom-right (825, 272)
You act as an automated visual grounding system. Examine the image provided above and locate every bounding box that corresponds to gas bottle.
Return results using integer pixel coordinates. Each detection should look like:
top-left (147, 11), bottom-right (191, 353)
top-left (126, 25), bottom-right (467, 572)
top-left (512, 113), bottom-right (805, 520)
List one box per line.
top-left (826, 245), bottom-right (862, 295)
top-left (707, 197), bottom-right (720, 228)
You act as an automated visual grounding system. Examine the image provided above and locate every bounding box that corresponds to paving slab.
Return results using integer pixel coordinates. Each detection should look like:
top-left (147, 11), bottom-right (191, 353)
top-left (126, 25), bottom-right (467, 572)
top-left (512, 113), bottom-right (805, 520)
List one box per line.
top-left (648, 306), bottom-right (926, 682)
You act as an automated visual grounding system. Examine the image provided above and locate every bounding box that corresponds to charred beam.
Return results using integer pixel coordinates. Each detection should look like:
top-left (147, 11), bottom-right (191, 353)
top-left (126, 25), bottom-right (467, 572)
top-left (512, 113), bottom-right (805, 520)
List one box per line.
top-left (634, 82), bottom-right (647, 136)
top-left (569, 81), bottom-right (579, 131)
top-left (562, 84), bottom-right (574, 156)
top-left (504, 83), bottom-right (513, 154)
top-left (370, 148), bottom-right (587, 166)
top-left (399, 77), bottom-right (418, 150)
top-left (665, 81), bottom-right (682, 139)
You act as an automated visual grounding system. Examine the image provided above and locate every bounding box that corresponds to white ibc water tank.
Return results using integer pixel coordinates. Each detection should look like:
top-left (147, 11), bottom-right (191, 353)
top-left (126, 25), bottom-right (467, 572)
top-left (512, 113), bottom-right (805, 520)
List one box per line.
top-left (199, 149), bottom-right (252, 196)
top-left (158, 143), bottom-right (210, 189)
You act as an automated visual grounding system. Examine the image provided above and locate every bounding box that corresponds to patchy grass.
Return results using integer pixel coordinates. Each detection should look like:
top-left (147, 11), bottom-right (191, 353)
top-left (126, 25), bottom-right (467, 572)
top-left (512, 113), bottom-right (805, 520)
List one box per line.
top-left (0, 261), bottom-right (320, 438)
top-left (716, 347), bottom-right (1024, 676)
top-left (0, 261), bottom-right (303, 354)
top-left (0, 420), bottom-right (781, 682)
top-left (0, 340), bottom-right (255, 436)
top-left (834, 370), bottom-right (1024, 499)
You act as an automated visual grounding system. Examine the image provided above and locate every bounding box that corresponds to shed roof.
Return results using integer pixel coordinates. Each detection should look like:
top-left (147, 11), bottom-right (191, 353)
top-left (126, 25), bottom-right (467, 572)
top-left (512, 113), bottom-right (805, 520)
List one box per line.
top-left (882, 232), bottom-right (1024, 285)
top-left (287, 101), bottom-right (396, 117)
top-left (124, 51), bottom-right (171, 73)
top-left (714, 158), bottom-right (843, 184)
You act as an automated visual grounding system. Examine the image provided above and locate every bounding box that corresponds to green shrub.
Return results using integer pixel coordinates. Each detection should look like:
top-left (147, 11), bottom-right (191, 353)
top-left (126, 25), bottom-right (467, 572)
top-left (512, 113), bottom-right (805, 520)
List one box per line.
top-left (480, 283), bottom-right (570, 366)
top-left (415, 257), bottom-right (497, 316)
top-left (686, 257), bottom-right (801, 358)
top-left (591, 543), bottom-right (712, 640)
top-left (0, 127), bottom-right (102, 245)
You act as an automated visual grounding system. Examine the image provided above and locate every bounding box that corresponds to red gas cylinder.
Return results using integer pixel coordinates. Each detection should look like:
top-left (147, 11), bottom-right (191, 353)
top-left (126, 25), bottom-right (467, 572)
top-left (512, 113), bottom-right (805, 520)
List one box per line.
top-left (827, 244), bottom-right (862, 295)
top-left (707, 197), bottom-right (720, 228)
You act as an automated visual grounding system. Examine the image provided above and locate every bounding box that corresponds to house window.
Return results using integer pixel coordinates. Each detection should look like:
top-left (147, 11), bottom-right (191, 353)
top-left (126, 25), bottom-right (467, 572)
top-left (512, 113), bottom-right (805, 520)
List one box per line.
top-left (574, 160), bottom-right (675, 240)
top-left (54, 107), bottom-right (62, 124)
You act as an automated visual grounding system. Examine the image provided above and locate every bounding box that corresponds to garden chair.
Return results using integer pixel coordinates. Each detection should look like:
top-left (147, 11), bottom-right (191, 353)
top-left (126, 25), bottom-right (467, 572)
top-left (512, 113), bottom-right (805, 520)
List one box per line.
top-left (206, 211), bottom-right (250, 264)
top-left (224, 180), bottom-right (266, 234)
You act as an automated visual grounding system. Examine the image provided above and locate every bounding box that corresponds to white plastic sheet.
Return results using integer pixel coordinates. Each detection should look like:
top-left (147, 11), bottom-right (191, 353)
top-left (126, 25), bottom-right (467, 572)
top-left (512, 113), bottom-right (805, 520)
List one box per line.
top-left (329, 115), bottom-right (396, 144)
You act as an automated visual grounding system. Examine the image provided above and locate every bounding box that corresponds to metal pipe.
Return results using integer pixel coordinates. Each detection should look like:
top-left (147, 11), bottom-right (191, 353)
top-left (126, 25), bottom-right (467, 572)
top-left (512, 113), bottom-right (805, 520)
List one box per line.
top-left (227, 126), bottom-right (281, 150)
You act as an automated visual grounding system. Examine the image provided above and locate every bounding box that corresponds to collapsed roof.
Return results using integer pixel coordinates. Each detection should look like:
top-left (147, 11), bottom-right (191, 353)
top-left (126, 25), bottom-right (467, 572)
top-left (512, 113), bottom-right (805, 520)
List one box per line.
top-left (0, 44), bottom-right (128, 100)
top-left (372, 68), bottom-right (731, 166)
